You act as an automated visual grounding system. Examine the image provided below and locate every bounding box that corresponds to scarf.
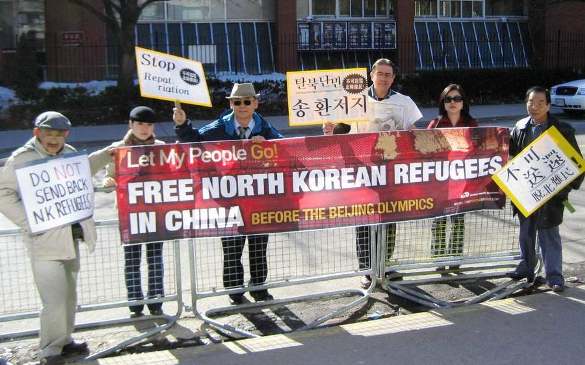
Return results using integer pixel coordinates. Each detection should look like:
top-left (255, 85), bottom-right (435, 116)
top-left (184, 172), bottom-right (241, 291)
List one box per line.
top-left (123, 129), bottom-right (155, 146)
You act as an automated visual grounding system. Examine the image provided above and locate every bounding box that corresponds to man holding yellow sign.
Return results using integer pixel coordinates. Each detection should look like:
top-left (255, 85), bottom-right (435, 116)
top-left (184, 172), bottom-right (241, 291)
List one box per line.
top-left (504, 86), bottom-right (584, 292)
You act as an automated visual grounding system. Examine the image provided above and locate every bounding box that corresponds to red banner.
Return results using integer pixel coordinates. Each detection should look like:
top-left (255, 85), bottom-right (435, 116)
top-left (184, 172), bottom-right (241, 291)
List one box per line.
top-left (115, 128), bottom-right (509, 244)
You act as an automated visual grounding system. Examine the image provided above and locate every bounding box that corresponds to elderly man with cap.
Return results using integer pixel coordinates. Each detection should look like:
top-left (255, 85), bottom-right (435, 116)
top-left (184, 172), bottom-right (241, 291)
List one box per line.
top-left (102, 106), bottom-right (166, 317)
top-left (173, 83), bottom-right (282, 304)
top-left (0, 111), bottom-right (112, 364)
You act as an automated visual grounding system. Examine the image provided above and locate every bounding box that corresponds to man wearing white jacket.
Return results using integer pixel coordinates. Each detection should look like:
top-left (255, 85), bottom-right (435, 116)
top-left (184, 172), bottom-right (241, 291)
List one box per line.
top-left (0, 111), bottom-right (112, 365)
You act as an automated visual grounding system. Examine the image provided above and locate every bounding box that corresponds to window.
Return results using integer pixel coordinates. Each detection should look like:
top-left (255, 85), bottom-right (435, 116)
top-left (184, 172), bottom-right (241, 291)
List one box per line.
top-left (415, 0), bottom-right (437, 16)
top-left (313, 0), bottom-right (336, 16)
top-left (140, 2), bottom-right (166, 21)
top-left (0, 1), bottom-right (15, 48)
top-left (339, 0), bottom-right (350, 16)
top-left (351, 0), bottom-right (362, 17)
top-left (440, 0), bottom-right (484, 17)
top-left (485, 0), bottom-right (525, 16)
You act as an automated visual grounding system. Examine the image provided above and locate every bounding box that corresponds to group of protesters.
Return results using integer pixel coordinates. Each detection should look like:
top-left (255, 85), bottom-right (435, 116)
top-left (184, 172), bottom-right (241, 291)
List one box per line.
top-left (0, 57), bottom-right (582, 364)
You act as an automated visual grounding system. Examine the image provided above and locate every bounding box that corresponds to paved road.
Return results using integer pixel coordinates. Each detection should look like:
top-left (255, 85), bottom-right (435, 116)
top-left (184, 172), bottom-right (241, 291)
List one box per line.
top-left (94, 286), bottom-right (585, 365)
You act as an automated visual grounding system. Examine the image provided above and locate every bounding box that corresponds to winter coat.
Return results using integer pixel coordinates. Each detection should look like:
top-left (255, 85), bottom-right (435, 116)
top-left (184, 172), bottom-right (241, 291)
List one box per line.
top-left (509, 116), bottom-right (584, 228)
top-left (175, 111), bottom-right (283, 143)
top-left (0, 137), bottom-right (112, 260)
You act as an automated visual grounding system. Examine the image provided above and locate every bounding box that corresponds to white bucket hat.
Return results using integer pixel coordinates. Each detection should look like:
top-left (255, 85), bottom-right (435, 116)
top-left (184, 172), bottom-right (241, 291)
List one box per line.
top-left (226, 83), bottom-right (260, 99)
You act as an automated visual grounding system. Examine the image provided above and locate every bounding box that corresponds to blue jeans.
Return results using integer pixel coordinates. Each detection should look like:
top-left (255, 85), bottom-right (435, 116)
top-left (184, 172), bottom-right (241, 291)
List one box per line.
top-left (516, 214), bottom-right (564, 286)
top-left (124, 242), bottom-right (164, 313)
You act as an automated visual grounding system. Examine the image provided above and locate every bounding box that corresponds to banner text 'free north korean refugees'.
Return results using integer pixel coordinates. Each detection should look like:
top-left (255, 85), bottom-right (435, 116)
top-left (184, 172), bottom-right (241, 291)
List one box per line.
top-left (115, 128), bottom-right (509, 244)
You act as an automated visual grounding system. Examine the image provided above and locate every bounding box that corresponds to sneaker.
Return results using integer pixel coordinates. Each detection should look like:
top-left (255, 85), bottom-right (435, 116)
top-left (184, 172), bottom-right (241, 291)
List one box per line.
top-left (61, 341), bottom-right (89, 356)
top-left (250, 289), bottom-right (274, 302)
top-left (360, 275), bottom-right (372, 289)
top-left (40, 355), bottom-right (64, 365)
top-left (228, 293), bottom-right (244, 305)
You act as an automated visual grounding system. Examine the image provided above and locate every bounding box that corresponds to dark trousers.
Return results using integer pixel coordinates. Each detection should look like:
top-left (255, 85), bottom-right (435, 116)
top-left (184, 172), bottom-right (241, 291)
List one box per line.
top-left (431, 214), bottom-right (465, 257)
top-left (356, 224), bottom-right (396, 271)
top-left (221, 235), bottom-right (269, 288)
top-left (124, 242), bottom-right (164, 313)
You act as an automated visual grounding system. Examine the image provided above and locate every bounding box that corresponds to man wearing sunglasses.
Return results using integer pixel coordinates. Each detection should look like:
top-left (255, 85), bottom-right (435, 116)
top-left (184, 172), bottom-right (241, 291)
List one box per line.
top-left (173, 83), bottom-right (282, 305)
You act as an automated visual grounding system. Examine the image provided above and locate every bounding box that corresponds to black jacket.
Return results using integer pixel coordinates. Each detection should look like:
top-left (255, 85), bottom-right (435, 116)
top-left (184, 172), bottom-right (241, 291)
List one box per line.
top-left (510, 116), bottom-right (584, 228)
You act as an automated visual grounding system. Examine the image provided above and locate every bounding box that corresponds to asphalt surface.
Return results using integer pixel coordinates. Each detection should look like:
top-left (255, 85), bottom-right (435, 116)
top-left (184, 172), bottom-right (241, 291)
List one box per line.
top-left (91, 286), bottom-right (585, 365)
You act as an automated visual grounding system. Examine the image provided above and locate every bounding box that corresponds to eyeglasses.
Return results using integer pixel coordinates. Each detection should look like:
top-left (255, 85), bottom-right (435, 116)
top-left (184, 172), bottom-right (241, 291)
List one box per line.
top-left (444, 95), bottom-right (463, 103)
top-left (233, 99), bottom-right (252, 106)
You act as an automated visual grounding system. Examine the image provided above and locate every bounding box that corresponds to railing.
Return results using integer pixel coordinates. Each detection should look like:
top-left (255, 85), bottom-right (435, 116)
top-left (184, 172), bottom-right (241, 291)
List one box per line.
top-left (0, 220), bottom-right (184, 359)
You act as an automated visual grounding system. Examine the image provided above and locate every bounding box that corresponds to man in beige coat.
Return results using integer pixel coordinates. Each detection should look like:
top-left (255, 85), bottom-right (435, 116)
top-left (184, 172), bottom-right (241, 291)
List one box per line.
top-left (0, 111), bottom-right (112, 365)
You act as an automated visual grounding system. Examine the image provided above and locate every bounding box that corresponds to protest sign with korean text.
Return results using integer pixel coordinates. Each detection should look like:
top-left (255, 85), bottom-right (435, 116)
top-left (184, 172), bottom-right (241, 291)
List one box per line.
top-left (15, 153), bottom-right (94, 234)
top-left (135, 46), bottom-right (211, 107)
top-left (492, 126), bottom-right (585, 217)
top-left (287, 68), bottom-right (368, 126)
top-left (115, 127), bottom-right (508, 244)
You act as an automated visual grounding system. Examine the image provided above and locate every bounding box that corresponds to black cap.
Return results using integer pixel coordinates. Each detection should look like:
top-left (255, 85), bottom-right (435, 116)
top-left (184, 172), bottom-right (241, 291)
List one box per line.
top-left (333, 123), bottom-right (351, 135)
top-left (129, 106), bottom-right (156, 122)
top-left (34, 111), bottom-right (72, 130)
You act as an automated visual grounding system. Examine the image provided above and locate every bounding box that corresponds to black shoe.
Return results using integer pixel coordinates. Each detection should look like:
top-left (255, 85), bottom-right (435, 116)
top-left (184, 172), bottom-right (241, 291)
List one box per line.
top-left (150, 309), bottom-right (163, 316)
top-left (532, 276), bottom-right (546, 287)
top-left (40, 355), bottom-right (64, 365)
top-left (61, 341), bottom-right (89, 356)
top-left (250, 289), bottom-right (274, 302)
top-left (551, 284), bottom-right (564, 293)
top-left (229, 293), bottom-right (244, 305)
top-left (385, 271), bottom-right (403, 281)
top-left (506, 271), bottom-right (534, 282)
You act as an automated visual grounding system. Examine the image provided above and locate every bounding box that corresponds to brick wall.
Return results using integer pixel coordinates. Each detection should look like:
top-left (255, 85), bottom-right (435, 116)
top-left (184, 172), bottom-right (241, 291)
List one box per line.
top-left (543, 1), bottom-right (585, 70)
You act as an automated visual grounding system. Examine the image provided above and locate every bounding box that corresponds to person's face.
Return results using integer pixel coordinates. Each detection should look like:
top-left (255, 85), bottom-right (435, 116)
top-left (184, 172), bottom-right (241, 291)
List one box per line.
top-left (526, 91), bottom-right (550, 123)
top-left (33, 128), bottom-right (69, 155)
top-left (129, 120), bottom-right (155, 140)
top-left (230, 97), bottom-right (258, 125)
top-left (370, 64), bottom-right (395, 94)
top-left (444, 90), bottom-right (464, 115)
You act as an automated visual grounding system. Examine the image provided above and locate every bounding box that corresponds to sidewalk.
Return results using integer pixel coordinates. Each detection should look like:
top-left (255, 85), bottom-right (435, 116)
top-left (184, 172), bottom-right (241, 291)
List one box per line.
top-left (0, 103), bottom-right (528, 156)
top-left (81, 286), bottom-right (585, 365)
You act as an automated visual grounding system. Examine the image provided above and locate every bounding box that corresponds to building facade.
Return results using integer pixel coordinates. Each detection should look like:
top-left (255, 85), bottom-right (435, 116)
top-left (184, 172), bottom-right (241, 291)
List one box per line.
top-left (0, 0), bottom-right (584, 82)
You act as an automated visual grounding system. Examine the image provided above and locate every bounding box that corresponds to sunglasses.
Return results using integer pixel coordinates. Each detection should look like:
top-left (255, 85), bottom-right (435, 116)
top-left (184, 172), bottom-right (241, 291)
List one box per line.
top-left (444, 95), bottom-right (464, 103)
top-left (233, 99), bottom-right (253, 106)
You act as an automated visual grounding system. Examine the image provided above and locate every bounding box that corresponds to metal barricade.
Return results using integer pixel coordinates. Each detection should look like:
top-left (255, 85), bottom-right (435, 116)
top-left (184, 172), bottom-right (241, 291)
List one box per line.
top-left (379, 200), bottom-right (536, 308)
top-left (188, 226), bottom-right (376, 338)
top-left (0, 220), bottom-right (183, 359)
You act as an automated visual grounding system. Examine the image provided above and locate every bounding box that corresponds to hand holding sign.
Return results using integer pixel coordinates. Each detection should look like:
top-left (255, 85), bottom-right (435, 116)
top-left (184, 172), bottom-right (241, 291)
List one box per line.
top-left (173, 100), bottom-right (187, 126)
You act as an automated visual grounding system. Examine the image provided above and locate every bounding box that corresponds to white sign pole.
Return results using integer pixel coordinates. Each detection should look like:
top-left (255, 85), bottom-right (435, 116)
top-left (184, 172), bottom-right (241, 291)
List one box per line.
top-left (15, 153), bottom-right (95, 234)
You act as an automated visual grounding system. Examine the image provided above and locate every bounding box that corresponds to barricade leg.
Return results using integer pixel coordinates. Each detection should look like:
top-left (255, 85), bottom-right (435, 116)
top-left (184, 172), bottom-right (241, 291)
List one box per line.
top-left (379, 201), bottom-right (539, 308)
top-left (188, 229), bottom-right (375, 338)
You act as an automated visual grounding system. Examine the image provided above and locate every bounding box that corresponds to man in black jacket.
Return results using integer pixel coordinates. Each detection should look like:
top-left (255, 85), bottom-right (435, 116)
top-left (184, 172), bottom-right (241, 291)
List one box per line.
top-left (508, 86), bottom-right (584, 292)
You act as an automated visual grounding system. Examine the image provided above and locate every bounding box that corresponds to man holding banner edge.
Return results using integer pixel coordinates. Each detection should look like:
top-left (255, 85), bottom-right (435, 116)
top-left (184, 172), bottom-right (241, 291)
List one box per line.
top-left (507, 87), bottom-right (584, 292)
top-left (0, 111), bottom-right (112, 364)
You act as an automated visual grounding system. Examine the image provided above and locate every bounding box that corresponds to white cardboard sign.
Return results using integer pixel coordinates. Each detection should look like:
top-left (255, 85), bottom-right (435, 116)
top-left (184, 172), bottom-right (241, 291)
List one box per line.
top-left (492, 126), bottom-right (585, 217)
top-left (135, 46), bottom-right (212, 107)
top-left (287, 68), bottom-right (368, 126)
top-left (15, 153), bottom-right (94, 234)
